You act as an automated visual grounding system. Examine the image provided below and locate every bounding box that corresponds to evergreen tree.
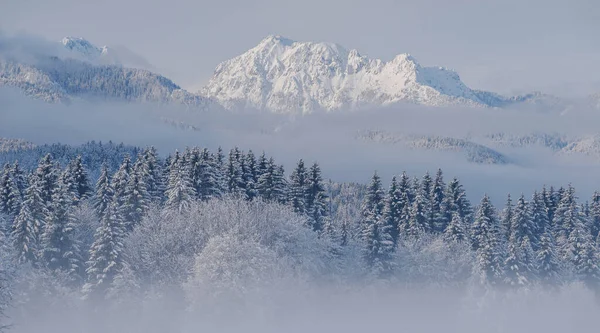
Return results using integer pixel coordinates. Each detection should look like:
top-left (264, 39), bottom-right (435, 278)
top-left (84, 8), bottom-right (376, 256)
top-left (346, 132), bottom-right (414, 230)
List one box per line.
top-left (165, 151), bottom-right (196, 213)
top-left (140, 146), bottom-right (164, 203)
top-left (243, 150), bottom-right (258, 201)
top-left (554, 185), bottom-right (579, 260)
top-left (111, 155), bottom-right (132, 213)
top-left (443, 177), bottom-right (472, 225)
top-left (504, 194), bottom-right (537, 287)
top-left (590, 191), bottom-right (600, 242)
top-left (257, 158), bottom-right (287, 203)
top-left (501, 194), bottom-right (514, 242)
top-left (122, 159), bottom-right (150, 231)
top-left (360, 172), bottom-right (393, 276)
top-left (431, 168), bottom-right (447, 233)
top-left (407, 191), bottom-right (429, 238)
top-left (530, 191), bottom-right (549, 251)
top-left (420, 171), bottom-right (434, 230)
top-left (226, 147), bottom-right (245, 196)
top-left (536, 224), bottom-right (562, 286)
top-left (11, 161), bottom-right (27, 195)
top-left (471, 194), bottom-right (503, 285)
top-left (32, 154), bottom-right (58, 207)
top-left (444, 212), bottom-right (466, 243)
top-left (41, 178), bottom-right (83, 281)
top-left (84, 202), bottom-right (125, 297)
top-left (67, 155), bottom-right (92, 204)
top-left (93, 164), bottom-right (113, 219)
top-left (305, 163), bottom-right (328, 233)
top-left (396, 172), bottom-right (413, 238)
top-left (0, 163), bottom-right (21, 217)
top-left (289, 159), bottom-right (308, 215)
top-left (382, 176), bottom-right (402, 247)
top-left (569, 211), bottom-right (600, 288)
top-left (194, 148), bottom-right (221, 201)
top-left (11, 176), bottom-right (47, 265)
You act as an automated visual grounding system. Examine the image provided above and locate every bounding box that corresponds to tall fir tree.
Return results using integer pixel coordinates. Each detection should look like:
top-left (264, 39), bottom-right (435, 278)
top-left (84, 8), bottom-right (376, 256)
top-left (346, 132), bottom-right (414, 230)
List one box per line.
top-left (501, 194), bottom-right (514, 242)
top-left (431, 169), bottom-right (447, 233)
top-left (361, 172), bottom-right (393, 276)
top-left (382, 176), bottom-right (402, 247)
top-left (11, 175), bottom-right (47, 265)
top-left (33, 154), bottom-right (58, 208)
top-left (568, 210), bottom-right (600, 288)
top-left (420, 171), bottom-right (434, 231)
top-left (504, 195), bottom-right (537, 287)
top-left (444, 212), bottom-right (466, 243)
top-left (93, 164), bottom-right (113, 219)
top-left (140, 146), bottom-right (164, 203)
top-left (226, 147), bottom-right (245, 196)
top-left (407, 190), bottom-right (430, 238)
top-left (41, 177), bottom-right (83, 281)
top-left (554, 185), bottom-right (579, 261)
top-left (289, 159), bottom-right (308, 215)
top-left (590, 191), bottom-right (600, 242)
top-left (305, 163), bottom-right (328, 233)
top-left (84, 202), bottom-right (125, 297)
top-left (67, 155), bottom-right (92, 204)
top-left (471, 194), bottom-right (504, 285)
top-left (122, 159), bottom-right (150, 231)
top-left (257, 158), bottom-right (287, 203)
top-left (165, 152), bottom-right (196, 213)
top-left (443, 177), bottom-right (472, 226)
top-left (530, 191), bottom-right (549, 252)
top-left (243, 150), bottom-right (258, 201)
top-left (536, 222), bottom-right (562, 286)
top-left (0, 163), bottom-right (21, 217)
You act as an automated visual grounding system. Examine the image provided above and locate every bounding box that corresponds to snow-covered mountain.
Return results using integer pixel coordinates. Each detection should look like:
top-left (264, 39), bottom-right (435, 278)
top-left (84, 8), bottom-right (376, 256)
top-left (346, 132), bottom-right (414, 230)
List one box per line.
top-left (61, 36), bottom-right (154, 71)
top-left (201, 35), bottom-right (540, 114)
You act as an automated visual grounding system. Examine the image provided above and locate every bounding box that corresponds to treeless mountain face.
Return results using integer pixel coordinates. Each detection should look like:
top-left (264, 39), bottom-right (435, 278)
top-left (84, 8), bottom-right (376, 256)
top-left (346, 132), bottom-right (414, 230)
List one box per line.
top-left (200, 35), bottom-right (545, 114)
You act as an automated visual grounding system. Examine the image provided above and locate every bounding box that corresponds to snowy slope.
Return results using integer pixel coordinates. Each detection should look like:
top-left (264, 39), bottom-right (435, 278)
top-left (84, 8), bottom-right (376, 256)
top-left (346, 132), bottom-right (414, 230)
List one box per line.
top-left (61, 36), bottom-right (154, 70)
top-left (201, 35), bottom-right (537, 114)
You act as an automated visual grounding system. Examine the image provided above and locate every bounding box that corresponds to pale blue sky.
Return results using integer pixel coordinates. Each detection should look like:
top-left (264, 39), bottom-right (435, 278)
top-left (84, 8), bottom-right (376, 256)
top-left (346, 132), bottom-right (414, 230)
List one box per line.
top-left (1, 0), bottom-right (599, 96)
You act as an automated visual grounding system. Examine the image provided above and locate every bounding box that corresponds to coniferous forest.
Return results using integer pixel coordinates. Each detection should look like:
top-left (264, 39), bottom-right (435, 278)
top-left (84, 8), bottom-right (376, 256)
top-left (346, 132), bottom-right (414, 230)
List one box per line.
top-left (0, 142), bottom-right (599, 331)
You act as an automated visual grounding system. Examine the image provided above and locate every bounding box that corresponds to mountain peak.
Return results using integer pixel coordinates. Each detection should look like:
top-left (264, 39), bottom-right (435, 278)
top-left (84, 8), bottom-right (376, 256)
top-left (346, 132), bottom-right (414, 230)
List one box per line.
top-left (61, 36), bottom-right (103, 57)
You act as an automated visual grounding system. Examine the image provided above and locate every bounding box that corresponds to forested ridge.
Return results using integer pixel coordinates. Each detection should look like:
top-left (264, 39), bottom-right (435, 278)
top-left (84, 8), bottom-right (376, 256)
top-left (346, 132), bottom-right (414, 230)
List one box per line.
top-left (0, 142), bottom-right (599, 330)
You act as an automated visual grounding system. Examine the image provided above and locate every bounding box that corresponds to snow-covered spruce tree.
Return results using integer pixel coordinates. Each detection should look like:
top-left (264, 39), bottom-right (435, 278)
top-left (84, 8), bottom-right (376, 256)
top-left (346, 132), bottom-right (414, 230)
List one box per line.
top-left (382, 176), bottom-right (402, 247)
top-left (11, 161), bottom-right (27, 196)
top-left (193, 148), bottom-right (221, 201)
top-left (568, 210), bottom-right (600, 289)
top-left (590, 191), bottom-right (600, 242)
top-left (289, 159), bottom-right (308, 216)
top-left (554, 184), bottom-right (580, 261)
top-left (165, 151), bottom-right (196, 214)
top-left (420, 171), bottom-right (434, 231)
top-left (226, 147), bottom-right (245, 196)
top-left (11, 175), bottom-right (47, 265)
top-left (431, 168), bottom-right (447, 233)
top-left (504, 194), bottom-right (537, 287)
top-left (395, 172), bottom-right (413, 238)
top-left (83, 202), bottom-right (125, 298)
top-left (93, 164), bottom-right (113, 219)
top-left (360, 172), bottom-right (393, 276)
top-left (66, 155), bottom-right (91, 204)
top-left (140, 146), bottom-right (164, 203)
top-left (32, 153), bottom-right (58, 208)
top-left (243, 150), bottom-right (258, 201)
top-left (443, 177), bottom-right (472, 226)
top-left (0, 164), bottom-right (21, 218)
top-left (41, 177), bottom-right (83, 282)
top-left (110, 155), bottom-right (132, 218)
top-left (471, 194), bottom-right (503, 286)
top-left (407, 185), bottom-right (431, 238)
top-left (536, 221), bottom-right (563, 287)
top-left (257, 158), bottom-right (287, 204)
top-left (121, 158), bottom-right (150, 232)
top-left (530, 190), bottom-right (549, 252)
top-left (500, 194), bottom-right (513, 242)
top-left (542, 185), bottom-right (558, 226)
top-left (305, 163), bottom-right (328, 233)
top-left (214, 147), bottom-right (227, 195)
top-left (444, 212), bottom-right (466, 243)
